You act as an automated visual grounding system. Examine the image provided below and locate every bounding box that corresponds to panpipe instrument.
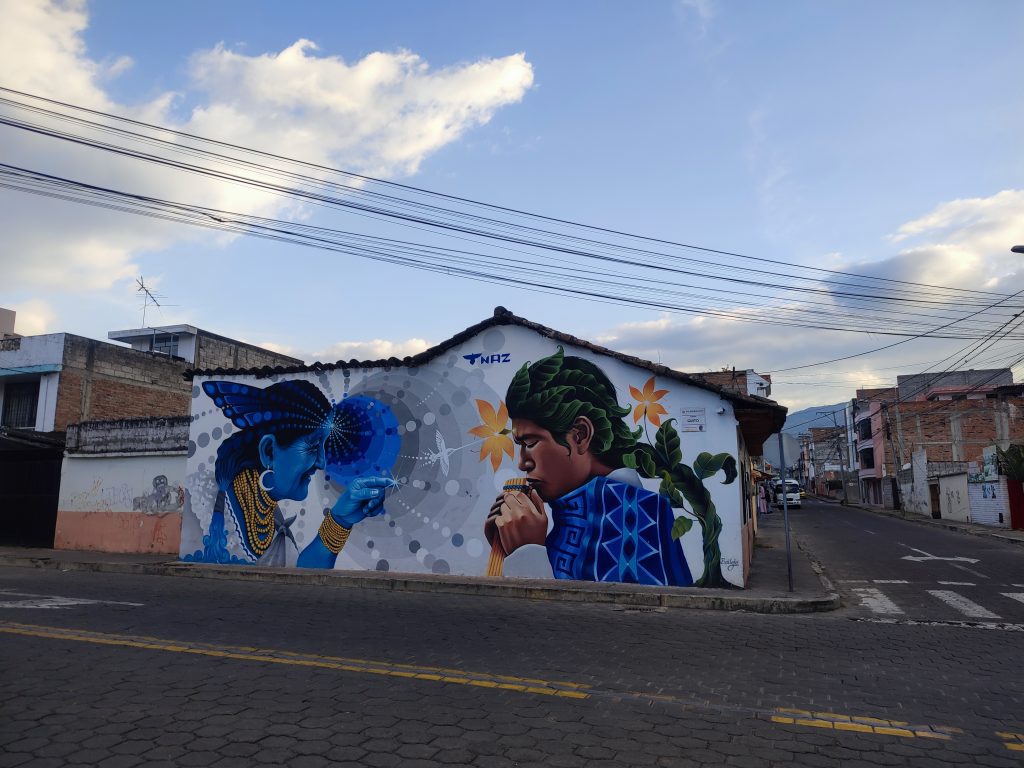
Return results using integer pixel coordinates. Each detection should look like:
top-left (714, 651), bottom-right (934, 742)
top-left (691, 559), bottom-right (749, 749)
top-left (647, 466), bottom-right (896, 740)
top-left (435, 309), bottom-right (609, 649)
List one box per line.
top-left (485, 477), bottom-right (531, 577)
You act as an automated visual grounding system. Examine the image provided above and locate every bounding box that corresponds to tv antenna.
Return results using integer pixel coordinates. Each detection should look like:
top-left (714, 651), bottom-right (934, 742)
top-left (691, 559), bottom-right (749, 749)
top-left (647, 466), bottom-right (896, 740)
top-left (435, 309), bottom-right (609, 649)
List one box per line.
top-left (136, 277), bottom-right (165, 326)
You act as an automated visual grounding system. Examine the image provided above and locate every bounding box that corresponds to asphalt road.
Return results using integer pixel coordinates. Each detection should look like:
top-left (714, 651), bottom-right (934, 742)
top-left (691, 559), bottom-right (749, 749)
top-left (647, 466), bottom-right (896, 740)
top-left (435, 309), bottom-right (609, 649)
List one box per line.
top-left (0, 503), bottom-right (1022, 767)
top-left (792, 499), bottom-right (1024, 625)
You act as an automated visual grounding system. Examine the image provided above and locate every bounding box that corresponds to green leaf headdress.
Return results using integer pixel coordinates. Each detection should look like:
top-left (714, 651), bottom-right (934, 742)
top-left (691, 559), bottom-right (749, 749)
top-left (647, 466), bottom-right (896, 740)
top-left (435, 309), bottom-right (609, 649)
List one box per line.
top-left (506, 346), bottom-right (640, 465)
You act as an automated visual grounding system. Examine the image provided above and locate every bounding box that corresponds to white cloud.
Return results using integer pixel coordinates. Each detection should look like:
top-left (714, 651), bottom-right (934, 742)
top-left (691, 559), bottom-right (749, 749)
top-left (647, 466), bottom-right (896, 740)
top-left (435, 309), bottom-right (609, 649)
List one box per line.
top-left (889, 190), bottom-right (1024, 245)
top-left (9, 299), bottom-right (57, 335)
top-left (675, 0), bottom-right (715, 29)
top-left (852, 189), bottom-right (1024, 291)
top-left (251, 340), bottom-right (300, 358)
top-left (318, 338), bottom-right (433, 362)
top-left (187, 40), bottom-right (533, 178)
top-left (594, 189), bottom-right (1024, 411)
top-left (0, 0), bottom-right (534, 294)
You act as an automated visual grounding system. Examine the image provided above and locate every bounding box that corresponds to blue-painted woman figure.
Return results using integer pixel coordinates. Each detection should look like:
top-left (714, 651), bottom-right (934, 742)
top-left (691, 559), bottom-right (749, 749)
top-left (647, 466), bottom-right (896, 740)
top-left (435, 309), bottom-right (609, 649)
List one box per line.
top-left (199, 379), bottom-right (397, 569)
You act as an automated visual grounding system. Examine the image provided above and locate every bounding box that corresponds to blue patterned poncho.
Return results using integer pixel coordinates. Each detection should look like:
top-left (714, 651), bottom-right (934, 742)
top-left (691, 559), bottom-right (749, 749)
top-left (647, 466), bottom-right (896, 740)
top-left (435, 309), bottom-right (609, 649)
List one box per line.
top-left (545, 475), bottom-right (694, 586)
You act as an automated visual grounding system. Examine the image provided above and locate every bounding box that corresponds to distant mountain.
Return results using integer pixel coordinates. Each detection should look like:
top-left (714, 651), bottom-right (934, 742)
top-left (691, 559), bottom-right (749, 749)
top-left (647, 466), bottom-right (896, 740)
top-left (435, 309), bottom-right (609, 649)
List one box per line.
top-left (758, 402), bottom-right (847, 471)
top-left (781, 402), bottom-right (847, 435)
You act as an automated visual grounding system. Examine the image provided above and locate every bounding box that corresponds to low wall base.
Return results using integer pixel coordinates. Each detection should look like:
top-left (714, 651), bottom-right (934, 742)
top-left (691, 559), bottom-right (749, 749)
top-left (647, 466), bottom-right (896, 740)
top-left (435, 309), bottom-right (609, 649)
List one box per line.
top-left (54, 510), bottom-right (181, 554)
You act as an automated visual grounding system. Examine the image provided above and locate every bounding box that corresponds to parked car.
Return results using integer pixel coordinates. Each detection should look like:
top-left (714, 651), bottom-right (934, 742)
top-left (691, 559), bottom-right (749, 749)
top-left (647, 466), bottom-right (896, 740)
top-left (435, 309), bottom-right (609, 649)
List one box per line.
top-left (773, 480), bottom-right (802, 508)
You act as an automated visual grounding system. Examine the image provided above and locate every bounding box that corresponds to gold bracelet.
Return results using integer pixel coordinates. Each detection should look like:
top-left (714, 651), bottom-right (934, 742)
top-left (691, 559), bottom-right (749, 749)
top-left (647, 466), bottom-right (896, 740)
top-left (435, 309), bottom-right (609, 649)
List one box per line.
top-left (318, 513), bottom-right (351, 554)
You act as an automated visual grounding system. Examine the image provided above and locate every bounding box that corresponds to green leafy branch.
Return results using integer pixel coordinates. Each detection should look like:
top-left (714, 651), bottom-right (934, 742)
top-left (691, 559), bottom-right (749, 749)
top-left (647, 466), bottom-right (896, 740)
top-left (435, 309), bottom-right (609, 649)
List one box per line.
top-left (623, 418), bottom-right (738, 588)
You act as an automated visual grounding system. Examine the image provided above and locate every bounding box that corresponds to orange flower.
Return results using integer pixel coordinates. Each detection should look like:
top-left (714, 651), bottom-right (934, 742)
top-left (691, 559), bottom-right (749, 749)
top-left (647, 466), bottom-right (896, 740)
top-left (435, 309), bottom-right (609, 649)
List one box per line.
top-left (469, 399), bottom-right (514, 472)
top-left (629, 377), bottom-right (669, 426)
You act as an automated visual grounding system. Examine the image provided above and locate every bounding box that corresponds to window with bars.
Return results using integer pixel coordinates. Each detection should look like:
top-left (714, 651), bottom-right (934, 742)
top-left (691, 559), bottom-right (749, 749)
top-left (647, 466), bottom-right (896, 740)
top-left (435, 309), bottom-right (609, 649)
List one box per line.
top-left (1, 381), bottom-right (39, 429)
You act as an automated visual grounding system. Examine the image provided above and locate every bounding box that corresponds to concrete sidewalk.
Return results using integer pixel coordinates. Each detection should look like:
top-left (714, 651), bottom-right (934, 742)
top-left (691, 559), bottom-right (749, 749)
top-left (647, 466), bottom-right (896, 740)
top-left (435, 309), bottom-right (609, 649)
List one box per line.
top-left (814, 494), bottom-right (1024, 545)
top-left (0, 514), bottom-right (837, 614)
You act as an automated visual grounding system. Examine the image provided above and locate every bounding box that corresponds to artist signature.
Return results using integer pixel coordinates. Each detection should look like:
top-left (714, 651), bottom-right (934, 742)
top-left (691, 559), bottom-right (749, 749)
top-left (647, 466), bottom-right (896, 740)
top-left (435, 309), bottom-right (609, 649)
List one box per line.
top-left (722, 557), bottom-right (740, 571)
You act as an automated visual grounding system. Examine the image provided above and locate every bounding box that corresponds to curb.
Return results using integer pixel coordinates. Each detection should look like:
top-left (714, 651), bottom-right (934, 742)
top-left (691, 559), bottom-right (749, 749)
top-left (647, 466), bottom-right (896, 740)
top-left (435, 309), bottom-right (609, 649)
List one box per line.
top-left (794, 536), bottom-right (842, 610)
top-left (814, 496), bottom-right (1024, 546)
top-left (0, 555), bottom-right (839, 615)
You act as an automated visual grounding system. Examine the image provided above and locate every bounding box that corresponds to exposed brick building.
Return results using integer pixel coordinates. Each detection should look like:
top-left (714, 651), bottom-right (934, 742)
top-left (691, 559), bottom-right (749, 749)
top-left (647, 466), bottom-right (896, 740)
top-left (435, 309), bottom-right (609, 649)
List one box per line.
top-left (853, 375), bottom-right (1024, 508)
top-left (0, 324), bottom-right (301, 434)
top-left (0, 312), bottom-right (301, 547)
top-left (806, 426), bottom-right (845, 495)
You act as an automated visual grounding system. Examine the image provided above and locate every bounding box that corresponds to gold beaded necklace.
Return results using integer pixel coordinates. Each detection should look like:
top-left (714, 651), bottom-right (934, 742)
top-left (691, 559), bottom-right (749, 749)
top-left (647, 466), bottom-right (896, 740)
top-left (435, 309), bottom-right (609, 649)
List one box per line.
top-left (232, 468), bottom-right (277, 556)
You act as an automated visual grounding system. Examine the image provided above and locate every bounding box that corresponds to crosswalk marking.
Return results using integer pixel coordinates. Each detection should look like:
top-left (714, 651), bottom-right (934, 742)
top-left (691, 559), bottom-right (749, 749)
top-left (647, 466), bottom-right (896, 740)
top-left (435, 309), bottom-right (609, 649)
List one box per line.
top-left (926, 590), bottom-right (1000, 619)
top-left (1001, 593), bottom-right (1024, 606)
top-left (852, 587), bottom-right (904, 615)
top-left (938, 581), bottom-right (975, 586)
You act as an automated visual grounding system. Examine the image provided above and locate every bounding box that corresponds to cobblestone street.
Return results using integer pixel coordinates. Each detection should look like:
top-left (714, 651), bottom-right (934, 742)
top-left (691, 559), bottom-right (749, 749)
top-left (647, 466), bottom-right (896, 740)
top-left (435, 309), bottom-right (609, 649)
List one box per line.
top-left (1, 502), bottom-right (1022, 767)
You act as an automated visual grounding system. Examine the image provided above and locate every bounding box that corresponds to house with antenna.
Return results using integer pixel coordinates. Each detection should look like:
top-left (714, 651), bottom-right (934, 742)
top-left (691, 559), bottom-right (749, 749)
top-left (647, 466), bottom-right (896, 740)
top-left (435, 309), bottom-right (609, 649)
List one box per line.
top-left (0, 307), bottom-right (301, 551)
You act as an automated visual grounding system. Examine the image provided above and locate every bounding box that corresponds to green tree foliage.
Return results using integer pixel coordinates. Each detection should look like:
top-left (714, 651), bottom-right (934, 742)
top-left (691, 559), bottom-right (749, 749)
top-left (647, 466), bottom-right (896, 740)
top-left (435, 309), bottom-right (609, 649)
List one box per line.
top-left (623, 419), bottom-right (738, 588)
top-left (997, 445), bottom-right (1024, 483)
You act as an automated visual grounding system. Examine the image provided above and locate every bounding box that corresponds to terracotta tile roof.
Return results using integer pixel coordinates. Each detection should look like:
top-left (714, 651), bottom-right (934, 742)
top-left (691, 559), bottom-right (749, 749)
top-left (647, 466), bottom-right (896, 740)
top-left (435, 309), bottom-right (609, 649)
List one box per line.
top-left (184, 306), bottom-right (787, 440)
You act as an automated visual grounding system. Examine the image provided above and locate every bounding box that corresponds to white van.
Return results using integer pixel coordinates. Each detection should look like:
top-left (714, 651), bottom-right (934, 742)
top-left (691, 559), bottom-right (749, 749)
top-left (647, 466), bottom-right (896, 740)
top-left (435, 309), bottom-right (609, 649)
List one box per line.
top-left (773, 479), bottom-right (802, 508)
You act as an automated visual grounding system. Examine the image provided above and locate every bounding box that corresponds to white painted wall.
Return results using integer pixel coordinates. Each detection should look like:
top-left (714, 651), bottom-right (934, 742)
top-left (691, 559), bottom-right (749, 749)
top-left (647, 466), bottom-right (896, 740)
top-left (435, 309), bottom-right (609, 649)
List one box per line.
top-left (901, 448), bottom-right (931, 517)
top-left (0, 333), bottom-right (65, 368)
top-left (60, 454), bottom-right (187, 513)
top-left (937, 474), bottom-right (969, 522)
top-left (184, 324), bottom-right (748, 586)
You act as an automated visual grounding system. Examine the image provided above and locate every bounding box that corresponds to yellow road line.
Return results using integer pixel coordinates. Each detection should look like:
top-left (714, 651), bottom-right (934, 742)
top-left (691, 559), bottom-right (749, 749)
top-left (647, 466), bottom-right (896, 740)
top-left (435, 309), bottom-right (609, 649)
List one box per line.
top-left (0, 621), bottom-right (972, 740)
top-left (771, 710), bottom-right (955, 741)
top-left (0, 622), bottom-right (589, 700)
top-left (997, 731), bottom-right (1024, 751)
top-left (0, 619), bottom-right (590, 691)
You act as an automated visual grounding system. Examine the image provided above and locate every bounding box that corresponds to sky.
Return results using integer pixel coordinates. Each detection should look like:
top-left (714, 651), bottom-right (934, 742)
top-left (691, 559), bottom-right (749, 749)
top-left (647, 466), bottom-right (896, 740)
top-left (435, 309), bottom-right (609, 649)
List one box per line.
top-left (2, 0), bottom-right (1023, 412)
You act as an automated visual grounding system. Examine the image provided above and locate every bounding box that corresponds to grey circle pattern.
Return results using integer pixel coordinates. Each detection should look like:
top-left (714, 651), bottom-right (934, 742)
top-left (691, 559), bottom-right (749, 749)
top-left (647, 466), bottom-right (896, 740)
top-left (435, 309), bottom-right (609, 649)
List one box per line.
top-left (482, 328), bottom-right (505, 352)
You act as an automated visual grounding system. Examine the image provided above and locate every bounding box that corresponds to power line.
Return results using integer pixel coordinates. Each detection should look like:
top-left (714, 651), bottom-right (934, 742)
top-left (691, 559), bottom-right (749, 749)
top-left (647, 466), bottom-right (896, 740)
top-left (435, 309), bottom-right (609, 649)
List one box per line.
top-left (7, 162), bottom-right (1024, 344)
top-left (0, 85), bottom-right (1006, 302)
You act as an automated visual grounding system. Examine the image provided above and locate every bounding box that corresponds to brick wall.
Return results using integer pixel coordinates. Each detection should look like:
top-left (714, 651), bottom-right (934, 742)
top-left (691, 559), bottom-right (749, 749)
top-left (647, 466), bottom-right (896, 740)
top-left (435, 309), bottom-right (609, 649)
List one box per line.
top-left (54, 335), bottom-right (191, 431)
top-left (194, 333), bottom-right (301, 371)
top-left (893, 399), bottom-right (1024, 466)
top-left (689, 371), bottom-right (750, 397)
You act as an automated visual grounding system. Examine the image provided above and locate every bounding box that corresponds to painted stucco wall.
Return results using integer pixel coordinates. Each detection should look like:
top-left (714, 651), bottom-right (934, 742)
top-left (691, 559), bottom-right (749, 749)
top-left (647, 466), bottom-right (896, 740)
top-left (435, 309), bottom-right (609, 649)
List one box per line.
top-left (57, 453), bottom-right (186, 553)
top-left (937, 474), bottom-right (969, 522)
top-left (901, 448), bottom-right (931, 517)
top-left (181, 326), bottom-right (748, 587)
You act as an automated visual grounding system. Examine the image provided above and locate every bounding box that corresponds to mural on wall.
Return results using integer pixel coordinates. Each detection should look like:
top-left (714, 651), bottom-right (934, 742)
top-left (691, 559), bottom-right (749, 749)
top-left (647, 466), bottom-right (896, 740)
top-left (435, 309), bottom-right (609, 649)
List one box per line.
top-left (184, 380), bottom-right (398, 567)
top-left (132, 475), bottom-right (185, 514)
top-left (479, 347), bottom-right (736, 588)
top-left (181, 329), bottom-right (743, 586)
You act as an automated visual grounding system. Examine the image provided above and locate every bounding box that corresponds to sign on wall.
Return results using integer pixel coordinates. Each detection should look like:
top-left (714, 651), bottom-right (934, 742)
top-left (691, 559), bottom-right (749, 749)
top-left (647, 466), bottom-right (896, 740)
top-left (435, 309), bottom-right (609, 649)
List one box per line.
top-left (679, 407), bottom-right (707, 432)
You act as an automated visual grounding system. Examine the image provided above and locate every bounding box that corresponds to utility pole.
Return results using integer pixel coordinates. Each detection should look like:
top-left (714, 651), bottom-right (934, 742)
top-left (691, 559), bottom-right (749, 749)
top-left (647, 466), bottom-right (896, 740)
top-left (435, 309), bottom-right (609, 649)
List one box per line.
top-left (840, 405), bottom-right (852, 505)
top-left (818, 409), bottom-right (850, 505)
top-left (777, 432), bottom-right (794, 593)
